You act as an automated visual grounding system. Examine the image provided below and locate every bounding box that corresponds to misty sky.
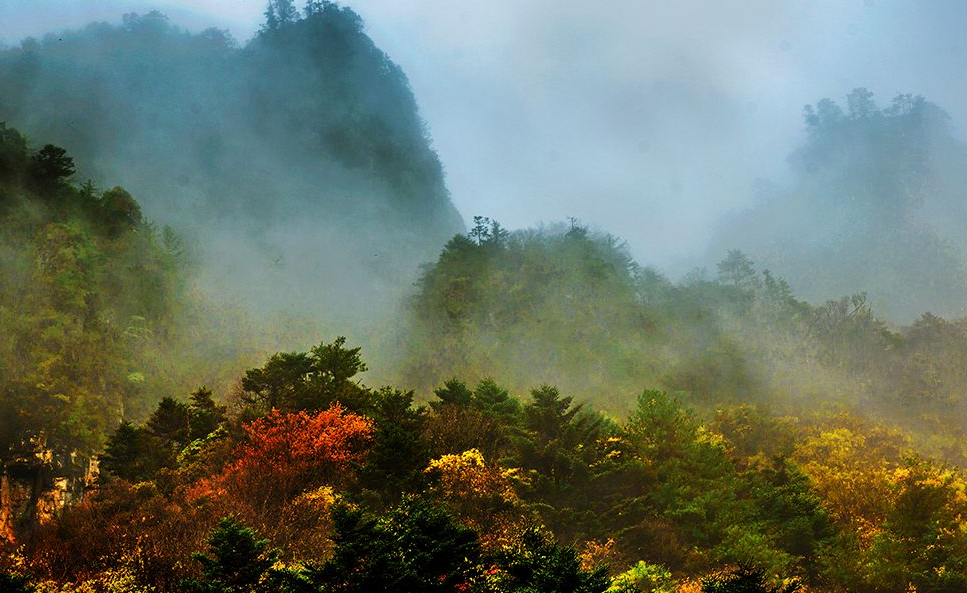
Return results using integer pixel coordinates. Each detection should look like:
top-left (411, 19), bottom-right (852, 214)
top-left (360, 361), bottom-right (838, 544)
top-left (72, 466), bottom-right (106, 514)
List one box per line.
top-left (2, 0), bottom-right (967, 270)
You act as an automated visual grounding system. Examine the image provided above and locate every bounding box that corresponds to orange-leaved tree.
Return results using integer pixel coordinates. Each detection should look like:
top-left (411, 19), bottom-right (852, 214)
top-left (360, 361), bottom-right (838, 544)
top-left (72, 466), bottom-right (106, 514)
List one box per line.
top-left (191, 405), bottom-right (372, 536)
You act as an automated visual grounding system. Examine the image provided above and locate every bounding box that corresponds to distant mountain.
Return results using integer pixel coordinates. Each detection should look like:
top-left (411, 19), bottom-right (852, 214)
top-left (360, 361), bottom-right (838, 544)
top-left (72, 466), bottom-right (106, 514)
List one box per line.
top-left (0, 4), bottom-right (464, 322)
top-left (709, 89), bottom-right (967, 322)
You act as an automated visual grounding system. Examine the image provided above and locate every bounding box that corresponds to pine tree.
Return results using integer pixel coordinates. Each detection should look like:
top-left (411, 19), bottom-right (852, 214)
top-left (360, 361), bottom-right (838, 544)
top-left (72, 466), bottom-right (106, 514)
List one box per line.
top-left (101, 421), bottom-right (152, 481)
top-left (188, 387), bottom-right (226, 441)
top-left (430, 378), bottom-right (473, 410)
top-left (181, 516), bottom-right (279, 593)
top-left (146, 396), bottom-right (191, 447)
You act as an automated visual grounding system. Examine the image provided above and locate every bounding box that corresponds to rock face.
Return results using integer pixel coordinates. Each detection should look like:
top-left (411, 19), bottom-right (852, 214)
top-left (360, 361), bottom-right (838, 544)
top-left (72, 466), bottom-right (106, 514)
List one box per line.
top-left (1, 449), bottom-right (96, 543)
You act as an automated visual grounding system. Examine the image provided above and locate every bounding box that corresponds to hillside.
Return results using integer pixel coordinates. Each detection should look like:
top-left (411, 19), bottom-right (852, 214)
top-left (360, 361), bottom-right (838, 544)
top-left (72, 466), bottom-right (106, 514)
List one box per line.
top-left (0, 123), bottom-right (186, 457)
top-left (710, 89), bottom-right (967, 321)
top-left (6, 4), bottom-right (967, 593)
top-left (0, 4), bottom-right (463, 323)
top-left (397, 218), bottom-right (967, 462)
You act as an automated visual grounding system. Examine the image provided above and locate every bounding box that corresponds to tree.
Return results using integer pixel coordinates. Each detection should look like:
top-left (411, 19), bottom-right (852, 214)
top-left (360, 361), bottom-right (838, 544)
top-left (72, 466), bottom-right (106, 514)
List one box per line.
top-left (262, 0), bottom-right (298, 30)
top-left (240, 351), bottom-right (314, 413)
top-left (274, 0), bottom-right (299, 23)
top-left (846, 87), bottom-right (876, 119)
top-left (425, 448), bottom-right (522, 545)
top-left (188, 387), bottom-right (227, 441)
top-left (191, 406), bottom-right (372, 517)
top-left (430, 377), bottom-right (473, 410)
top-left (473, 378), bottom-right (521, 428)
top-left (262, 2), bottom-right (279, 30)
top-left (606, 562), bottom-right (676, 593)
top-left (30, 144), bottom-right (74, 182)
top-left (239, 337), bottom-right (370, 414)
top-left (717, 250), bottom-right (757, 289)
top-left (147, 396), bottom-right (191, 447)
top-left (180, 516), bottom-right (280, 593)
top-left (517, 385), bottom-right (603, 502)
top-left (99, 186), bottom-right (143, 234)
top-left (701, 566), bottom-right (801, 593)
top-left (358, 388), bottom-right (429, 503)
top-left (301, 498), bottom-right (482, 593)
top-left (101, 421), bottom-right (156, 482)
top-left (303, 0), bottom-right (331, 15)
top-left (493, 527), bottom-right (610, 593)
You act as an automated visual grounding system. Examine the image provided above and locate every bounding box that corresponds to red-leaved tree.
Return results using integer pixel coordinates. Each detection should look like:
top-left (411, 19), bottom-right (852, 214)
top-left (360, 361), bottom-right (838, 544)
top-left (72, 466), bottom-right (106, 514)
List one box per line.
top-left (190, 405), bottom-right (372, 548)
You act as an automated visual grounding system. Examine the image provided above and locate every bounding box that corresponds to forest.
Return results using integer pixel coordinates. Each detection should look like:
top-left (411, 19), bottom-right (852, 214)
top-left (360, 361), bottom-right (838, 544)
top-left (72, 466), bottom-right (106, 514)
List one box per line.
top-left (4, 1), bottom-right (967, 592)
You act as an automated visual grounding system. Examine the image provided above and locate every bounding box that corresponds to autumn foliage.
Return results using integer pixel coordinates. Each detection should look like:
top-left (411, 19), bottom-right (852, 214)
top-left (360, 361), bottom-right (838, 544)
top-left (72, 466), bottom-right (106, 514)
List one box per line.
top-left (191, 406), bottom-right (372, 520)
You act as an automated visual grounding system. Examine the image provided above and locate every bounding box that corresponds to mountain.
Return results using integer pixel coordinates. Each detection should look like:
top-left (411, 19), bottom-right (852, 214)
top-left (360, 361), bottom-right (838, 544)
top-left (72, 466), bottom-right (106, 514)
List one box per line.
top-left (709, 89), bottom-right (967, 321)
top-left (0, 4), bottom-right (464, 324)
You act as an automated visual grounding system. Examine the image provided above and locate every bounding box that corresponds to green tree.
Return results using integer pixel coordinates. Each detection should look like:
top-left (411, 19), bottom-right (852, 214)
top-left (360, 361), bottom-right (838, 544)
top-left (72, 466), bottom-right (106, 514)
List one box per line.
top-left (239, 337), bottom-right (370, 414)
top-left (301, 498), bottom-right (481, 593)
top-left (181, 516), bottom-right (280, 593)
top-left (717, 250), bottom-right (757, 290)
top-left (430, 377), bottom-right (474, 410)
top-left (358, 388), bottom-right (430, 503)
top-left (146, 396), bottom-right (191, 448)
top-left (30, 143), bottom-right (74, 182)
top-left (188, 387), bottom-right (227, 440)
top-left (701, 566), bottom-right (800, 593)
top-left (516, 385), bottom-right (604, 504)
top-left (494, 527), bottom-right (610, 593)
top-left (101, 421), bottom-right (156, 481)
top-left (98, 186), bottom-right (143, 234)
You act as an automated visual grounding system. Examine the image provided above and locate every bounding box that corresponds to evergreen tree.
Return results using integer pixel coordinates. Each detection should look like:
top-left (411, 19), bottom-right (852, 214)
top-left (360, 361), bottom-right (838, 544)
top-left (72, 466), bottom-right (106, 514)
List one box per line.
top-left (273, 0), bottom-right (299, 24)
top-left (262, 2), bottom-right (279, 30)
top-left (701, 566), bottom-right (801, 593)
top-left (181, 516), bottom-right (280, 593)
top-left (358, 388), bottom-right (429, 502)
top-left (101, 421), bottom-right (154, 481)
top-left (473, 378), bottom-right (521, 428)
top-left (494, 527), bottom-right (610, 593)
top-left (239, 337), bottom-right (370, 414)
top-left (147, 396), bottom-right (191, 447)
top-left (303, 498), bottom-right (481, 593)
top-left (29, 144), bottom-right (74, 182)
top-left (188, 387), bottom-right (227, 441)
top-left (430, 377), bottom-right (473, 410)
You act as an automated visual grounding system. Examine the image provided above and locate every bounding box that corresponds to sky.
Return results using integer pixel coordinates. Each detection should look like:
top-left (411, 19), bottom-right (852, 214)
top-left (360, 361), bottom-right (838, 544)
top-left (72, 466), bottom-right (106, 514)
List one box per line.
top-left (2, 0), bottom-right (967, 270)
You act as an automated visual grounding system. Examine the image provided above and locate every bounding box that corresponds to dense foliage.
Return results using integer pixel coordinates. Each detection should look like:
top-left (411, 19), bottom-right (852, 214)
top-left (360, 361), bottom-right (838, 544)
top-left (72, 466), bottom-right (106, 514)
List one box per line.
top-left (400, 217), bottom-right (967, 462)
top-left (0, 122), bottom-right (187, 456)
top-left (0, 329), bottom-right (965, 592)
top-left (6, 4), bottom-right (967, 592)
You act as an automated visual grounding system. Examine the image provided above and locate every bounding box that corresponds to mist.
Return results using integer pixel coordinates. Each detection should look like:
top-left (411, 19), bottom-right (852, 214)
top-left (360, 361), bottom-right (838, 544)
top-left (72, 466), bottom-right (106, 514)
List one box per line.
top-left (8, 3), bottom-right (967, 588)
top-left (5, 1), bottom-right (967, 307)
top-left (0, 6), bottom-right (466, 361)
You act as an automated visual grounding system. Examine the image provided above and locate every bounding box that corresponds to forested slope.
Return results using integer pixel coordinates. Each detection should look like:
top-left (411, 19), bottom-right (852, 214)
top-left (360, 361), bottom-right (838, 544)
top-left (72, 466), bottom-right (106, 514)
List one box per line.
top-left (6, 4), bottom-right (967, 592)
top-left (710, 89), bottom-right (967, 321)
top-left (0, 3), bottom-right (463, 322)
top-left (4, 332), bottom-right (965, 593)
top-left (0, 123), bottom-right (192, 458)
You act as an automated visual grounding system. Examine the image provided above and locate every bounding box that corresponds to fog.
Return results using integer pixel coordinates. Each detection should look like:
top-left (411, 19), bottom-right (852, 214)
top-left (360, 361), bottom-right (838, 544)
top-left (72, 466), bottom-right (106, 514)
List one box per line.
top-left (8, 5), bottom-right (967, 584)
top-left (3, 1), bottom-right (967, 328)
top-left (5, 0), bottom-right (967, 273)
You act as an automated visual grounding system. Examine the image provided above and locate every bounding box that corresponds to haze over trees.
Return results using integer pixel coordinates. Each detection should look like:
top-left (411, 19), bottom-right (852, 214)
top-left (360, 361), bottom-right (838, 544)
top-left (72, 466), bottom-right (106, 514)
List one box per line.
top-left (710, 89), bottom-right (967, 321)
top-left (6, 1), bottom-right (967, 592)
top-left (0, 122), bottom-right (187, 457)
top-left (0, 3), bottom-right (463, 327)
